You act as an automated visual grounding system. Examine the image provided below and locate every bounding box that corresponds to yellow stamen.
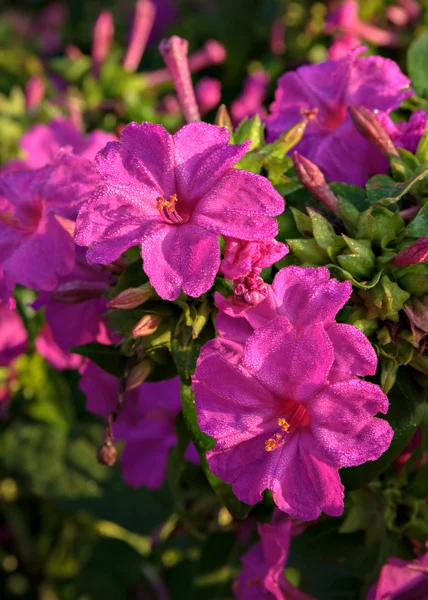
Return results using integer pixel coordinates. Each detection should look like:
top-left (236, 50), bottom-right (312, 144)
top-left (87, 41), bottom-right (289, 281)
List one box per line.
top-left (157, 194), bottom-right (178, 212)
top-left (265, 438), bottom-right (277, 452)
top-left (278, 417), bottom-right (290, 432)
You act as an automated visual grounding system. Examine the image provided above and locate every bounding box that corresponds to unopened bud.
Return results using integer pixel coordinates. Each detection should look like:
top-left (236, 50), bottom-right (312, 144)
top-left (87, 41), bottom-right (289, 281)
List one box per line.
top-left (277, 120), bottom-right (307, 154)
top-left (108, 285), bottom-right (153, 309)
top-left (92, 10), bottom-right (115, 78)
top-left (97, 442), bottom-right (118, 466)
top-left (51, 280), bottom-right (107, 303)
top-left (189, 39), bottom-right (226, 71)
top-left (292, 152), bottom-right (339, 214)
top-left (392, 237), bottom-right (428, 267)
top-left (215, 104), bottom-right (233, 134)
top-left (126, 359), bottom-right (152, 389)
top-left (348, 105), bottom-right (400, 158)
top-left (132, 314), bottom-right (161, 338)
top-left (123, 0), bottom-right (156, 72)
top-left (25, 76), bottom-right (45, 111)
top-left (159, 36), bottom-right (201, 123)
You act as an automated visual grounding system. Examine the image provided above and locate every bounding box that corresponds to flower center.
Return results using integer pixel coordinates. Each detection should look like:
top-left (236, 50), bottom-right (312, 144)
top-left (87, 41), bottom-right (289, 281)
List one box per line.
top-left (156, 193), bottom-right (184, 225)
top-left (318, 103), bottom-right (347, 132)
top-left (264, 404), bottom-right (309, 452)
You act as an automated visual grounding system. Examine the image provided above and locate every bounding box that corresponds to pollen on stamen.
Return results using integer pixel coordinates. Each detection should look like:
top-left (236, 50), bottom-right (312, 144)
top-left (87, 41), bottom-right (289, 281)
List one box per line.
top-left (265, 438), bottom-right (277, 452)
top-left (278, 417), bottom-right (290, 432)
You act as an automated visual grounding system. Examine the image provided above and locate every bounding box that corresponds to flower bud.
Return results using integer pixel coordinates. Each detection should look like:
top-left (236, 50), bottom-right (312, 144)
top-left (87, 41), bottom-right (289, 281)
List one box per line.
top-left (277, 120), bottom-right (307, 154)
top-left (108, 285), bottom-right (153, 310)
top-left (159, 35), bottom-right (201, 123)
top-left (50, 280), bottom-right (107, 303)
top-left (392, 237), bottom-right (428, 267)
top-left (126, 359), bottom-right (152, 389)
top-left (348, 105), bottom-right (399, 157)
top-left (188, 40), bottom-right (226, 71)
top-left (292, 152), bottom-right (339, 214)
top-left (25, 76), bottom-right (45, 111)
top-left (215, 104), bottom-right (233, 134)
top-left (123, 0), bottom-right (156, 72)
top-left (91, 9), bottom-right (115, 78)
top-left (233, 273), bottom-right (267, 307)
top-left (132, 314), bottom-right (162, 338)
top-left (97, 442), bottom-right (118, 466)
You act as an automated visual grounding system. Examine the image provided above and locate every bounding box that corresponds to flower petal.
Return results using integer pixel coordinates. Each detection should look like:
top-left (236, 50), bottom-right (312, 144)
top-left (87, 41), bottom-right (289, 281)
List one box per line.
top-left (326, 322), bottom-right (378, 382)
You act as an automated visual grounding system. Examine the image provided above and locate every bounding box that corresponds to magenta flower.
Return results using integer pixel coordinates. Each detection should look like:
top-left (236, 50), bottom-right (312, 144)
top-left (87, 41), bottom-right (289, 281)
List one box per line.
top-left (193, 266), bottom-right (393, 520)
top-left (17, 117), bottom-right (116, 171)
top-left (75, 122), bottom-right (284, 301)
top-left (0, 301), bottom-right (27, 367)
top-left (376, 109), bottom-right (428, 155)
top-left (0, 152), bottom-right (99, 292)
top-left (221, 238), bottom-right (288, 281)
top-left (234, 517), bottom-right (315, 599)
top-left (80, 363), bottom-right (196, 488)
top-left (231, 70), bottom-right (270, 125)
top-left (195, 77), bottom-right (222, 116)
top-left (368, 552), bottom-right (428, 600)
top-left (36, 323), bottom-right (83, 371)
top-left (265, 46), bottom-right (412, 185)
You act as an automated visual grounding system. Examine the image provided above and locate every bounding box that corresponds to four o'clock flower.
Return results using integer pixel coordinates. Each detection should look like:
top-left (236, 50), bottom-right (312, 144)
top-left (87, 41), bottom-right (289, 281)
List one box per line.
top-left (75, 122), bottom-right (284, 301)
top-left (79, 363), bottom-right (198, 488)
top-left (368, 551), bottom-right (428, 600)
top-left (0, 152), bottom-right (99, 292)
top-left (234, 517), bottom-right (315, 599)
top-left (0, 301), bottom-right (27, 367)
top-left (266, 46), bottom-right (412, 185)
top-left (193, 266), bottom-right (393, 520)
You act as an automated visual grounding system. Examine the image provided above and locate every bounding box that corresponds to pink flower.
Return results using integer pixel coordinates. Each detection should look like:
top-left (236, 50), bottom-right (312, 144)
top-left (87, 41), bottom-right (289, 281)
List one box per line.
top-left (231, 70), bottom-right (270, 124)
top-left (35, 323), bottom-right (83, 370)
top-left (265, 46), bottom-right (412, 185)
top-left (0, 301), bottom-right (27, 366)
top-left (0, 152), bottom-right (99, 292)
top-left (33, 247), bottom-right (112, 363)
top-left (368, 552), bottom-right (428, 599)
top-left (75, 122), bottom-right (284, 301)
top-left (376, 109), bottom-right (428, 155)
top-left (123, 0), bottom-right (156, 72)
top-left (234, 517), bottom-right (315, 599)
top-left (91, 10), bottom-right (115, 78)
top-left (16, 117), bottom-right (116, 171)
top-left (195, 77), bottom-right (222, 116)
top-left (392, 237), bottom-right (428, 267)
top-left (221, 238), bottom-right (288, 281)
top-left (193, 266), bottom-right (393, 520)
top-left (79, 363), bottom-right (196, 488)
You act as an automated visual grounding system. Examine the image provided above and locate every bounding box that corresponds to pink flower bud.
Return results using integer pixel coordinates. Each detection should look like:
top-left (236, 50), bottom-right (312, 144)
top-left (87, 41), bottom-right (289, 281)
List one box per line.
top-left (97, 441), bottom-right (118, 466)
top-left (25, 76), bottom-right (45, 111)
top-left (91, 10), bottom-right (114, 78)
top-left (123, 0), bottom-right (156, 72)
top-left (231, 70), bottom-right (270, 124)
top-left (50, 280), bottom-right (107, 303)
top-left (108, 286), bottom-right (153, 310)
top-left (348, 104), bottom-right (400, 157)
top-left (292, 152), bottom-right (339, 214)
top-left (145, 39), bottom-right (226, 87)
top-left (157, 94), bottom-right (181, 115)
top-left (233, 273), bottom-right (267, 307)
top-left (132, 314), bottom-right (162, 338)
top-left (159, 35), bottom-right (200, 123)
top-left (392, 237), bottom-right (428, 267)
top-left (195, 77), bottom-right (222, 116)
top-left (66, 44), bottom-right (84, 61)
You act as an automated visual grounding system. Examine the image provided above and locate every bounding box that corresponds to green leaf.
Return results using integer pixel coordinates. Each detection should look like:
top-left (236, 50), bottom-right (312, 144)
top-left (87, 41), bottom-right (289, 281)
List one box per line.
top-left (233, 115), bottom-right (264, 150)
top-left (286, 238), bottom-right (329, 265)
top-left (307, 209), bottom-right (337, 248)
top-left (337, 236), bottom-right (375, 280)
top-left (356, 206), bottom-right (405, 248)
top-left (405, 203), bottom-right (428, 238)
top-left (338, 196), bottom-right (360, 236)
top-left (71, 342), bottom-right (126, 378)
top-left (395, 263), bottom-right (428, 296)
top-left (109, 257), bottom-right (146, 298)
top-left (330, 182), bottom-right (370, 211)
top-left (341, 367), bottom-right (427, 490)
top-left (289, 207), bottom-right (313, 236)
top-left (366, 169), bottom-right (428, 205)
top-left (327, 264), bottom-right (383, 290)
top-left (407, 32), bottom-right (428, 97)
